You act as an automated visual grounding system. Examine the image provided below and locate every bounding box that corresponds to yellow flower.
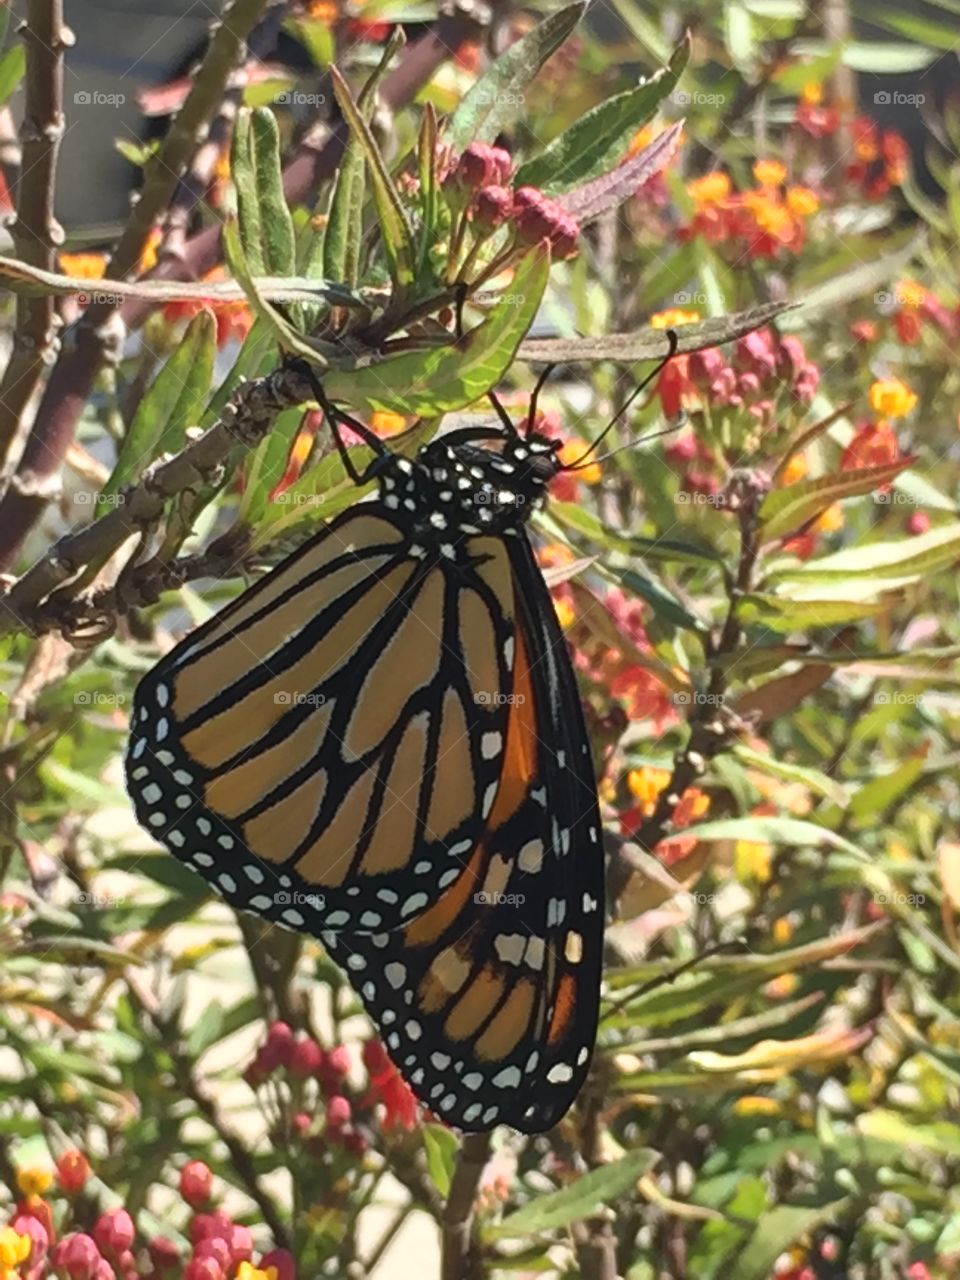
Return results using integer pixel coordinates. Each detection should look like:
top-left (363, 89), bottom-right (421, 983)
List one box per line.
top-left (779, 452), bottom-right (808, 486)
top-left (687, 171), bottom-right (731, 208)
top-left (814, 502), bottom-right (843, 533)
top-left (743, 190), bottom-right (794, 239)
top-left (869, 377), bottom-right (917, 419)
top-left (732, 1095), bottom-right (781, 1116)
top-left (0, 1227), bottom-right (30, 1268)
top-left (765, 973), bottom-right (800, 999)
top-left (772, 916), bottom-right (793, 945)
top-left (786, 185), bottom-right (819, 217)
top-left (138, 226), bottom-right (163, 274)
top-left (627, 124), bottom-right (654, 157)
top-left (558, 437), bottom-right (600, 483)
top-left (16, 1166), bottom-right (52, 1197)
top-left (236, 1265), bottom-right (271, 1280)
top-left (649, 308), bottom-right (700, 330)
top-left (753, 159), bottom-right (787, 188)
top-left (306, 0), bottom-right (338, 21)
top-left (895, 278), bottom-right (926, 309)
top-left (801, 81), bottom-right (822, 105)
top-left (58, 251), bottom-right (106, 280)
top-left (369, 410), bottom-right (407, 438)
top-left (626, 766), bottom-right (671, 816)
top-left (737, 838), bottom-right (772, 883)
top-left (553, 595), bottom-right (576, 630)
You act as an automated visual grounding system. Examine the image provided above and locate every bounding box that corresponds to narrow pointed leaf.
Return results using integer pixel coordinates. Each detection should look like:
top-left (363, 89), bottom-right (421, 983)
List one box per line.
top-left (556, 121), bottom-right (682, 223)
top-left (231, 111), bottom-right (265, 276)
top-left (103, 310), bottom-right (216, 497)
top-left (518, 300), bottom-right (791, 363)
top-left (767, 521), bottom-right (960, 586)
top-left (330, 64), bottom-right (415, 289)
top-left (251, 107), bottom-right (296, 275)
top-left (758, 458), bottom-right (915, 541)
top-left (732, 1201), bottom-right (850, 1280)
top-left (447, 2), bottom-right (587, 150)
top-left (486, 1148), bottom-right (658, 1239)
top-left (516, 37), bottom-right (689, 192)
top-left (736, 592), bottom-right (888, 632)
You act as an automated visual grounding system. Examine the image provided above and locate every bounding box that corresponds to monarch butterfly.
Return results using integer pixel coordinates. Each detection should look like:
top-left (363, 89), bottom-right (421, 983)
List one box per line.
top-left (126, 342), bottom-right (676, 1133)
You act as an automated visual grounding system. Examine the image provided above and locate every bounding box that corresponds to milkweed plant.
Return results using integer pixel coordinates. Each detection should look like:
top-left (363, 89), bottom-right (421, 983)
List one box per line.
top-left (1, 1), bottom-right (959, 1278)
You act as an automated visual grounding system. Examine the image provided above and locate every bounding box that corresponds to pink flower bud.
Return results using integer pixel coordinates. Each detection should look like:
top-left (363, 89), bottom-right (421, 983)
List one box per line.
top-left (289, 1037), bottom-right (324, 1080)
top-left (183, 1260), bottom-right (223, 1280)
top-left (179, 1160), bottom-right (213, 1209)
top-left (93, 1209), bottom-right (135, 1259)
top-left (54, 1233), bottom-right (102, 1280)
top-left (11, 1213), bottom-right (48, 1263)
top-left (474, 185), bottom-right (513, 230)
top-left (189, 1211), bottom-right (233, 1245)
top-left (193, 1238), bottom-right (230, 1270)
top-left (225, 1224), bottom-right (253, 1266)
top-left (264, 1021), bottom-right (295, 1069)
top-left (452, 142), bottom-right (513, 192)
top-left (326, 1095), bottom-right (352, 1130)
top-left (687, 348), bottom-right (724, 387)
top-left (260, 1249), bottom-right (297, 1280)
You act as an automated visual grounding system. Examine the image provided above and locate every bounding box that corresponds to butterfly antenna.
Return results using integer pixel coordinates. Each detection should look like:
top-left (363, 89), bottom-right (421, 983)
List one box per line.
top-left (292, 357), bottom-right (386, 485)
top-left (487, 389), bottom-right (519, 435)
top-left (567, 415), bottom-right (686, 471)
top-left (525, 362), bottom-right (557, 436)
top-left (561, 329), bottom-right (680, 471)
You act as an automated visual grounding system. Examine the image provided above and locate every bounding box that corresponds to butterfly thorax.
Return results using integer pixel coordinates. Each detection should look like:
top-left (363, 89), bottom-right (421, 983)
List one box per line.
top-left (375, 431), bottom-right (563, 553)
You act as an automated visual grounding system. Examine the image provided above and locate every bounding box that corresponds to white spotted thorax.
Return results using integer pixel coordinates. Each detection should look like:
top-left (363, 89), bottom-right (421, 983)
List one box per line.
top-left (374, 430), bottom-right (564, 556)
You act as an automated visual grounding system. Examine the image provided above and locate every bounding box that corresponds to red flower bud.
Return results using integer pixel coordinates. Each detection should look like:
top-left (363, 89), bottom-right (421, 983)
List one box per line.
top-left (57, 1148), bottom-right (91, 1194)
top-left (474, 185), bottom-right (513, 231)
top-left (54, 1233), bottom-right (102, 1280)
top-left (189, 1211), bottom-right (233, 1246)
top-left (225, 1224), bottom-right (253, 1266)
top-left (906, 512), bottom-right (930, 535)
top-left (260, 1249), bottom-right (297, 1280)
top-left (452, 142), bottom-right (513, 192)
top-left (93, 1209), bottom-right (134, 1259)
top-left (326, 1044), bottom-right (351, 1078)
top-left (362, 1039), bottom-right (390, 1075)
top-left (183, 1260), bottom-right (223, 1280)
top-left (687, 347), bottom-right (725, 387)
top-left (326, 1095), bottom-right (352, 1130)
top-left (289, 1037), bottom-right (324, 1080)
top-left (148, 1237), bottom-right (181, 1270)
top-left (264, 1021), bottom-right (295, 1069)
top-left (11, 1213), bottom-right (48, 1263)
top-left (179, 1160), bottom-right (213, 1209)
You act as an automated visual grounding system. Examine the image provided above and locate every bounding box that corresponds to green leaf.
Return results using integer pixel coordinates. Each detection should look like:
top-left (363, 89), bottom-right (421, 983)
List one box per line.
top-left (736, 593), bottom-right (888, 633)
top-left (515, 38), bottom-right (689, 193)
top-left (422, 1125), bottom-right (459, 1197)
top-left (0, 45), bottom-right (25, 108)
top-left (848, 752), bottom-right (928, 823)
top-left (324, 243), bottom-right (550, 414)
top-left (251, 108), bottom-right (296, 275)
top-left (486, 1148), bottom-right (659, 1239)
top-left (186, 995), bottom-right (262, 1057)
top-left (232, 111), bottom-right (266, 276)
top-left (724, 2), bottom-right (757, 71)
top-left (759, 458), bottom-right (914, 541)
top-left (551, 502), bottom-right (723, 568)
top-left (447, 2), bottom-right (586, 151)
top-left (841, 40), bottom-right (938, 73)
top-left (768, 522), bottom-right (960, 590)
top-left (733, 745), bottom-right (849, 805)
top-left (518, 300), bottom-right (792, 364)
top-left (330, 63), bottom-right (415, 290)
top-left (103, 311), bottom-right (215, 496)
top-left (680, 816), bottom-right (865, 861)
top-left (732, 1200), bottom-right (850, 1280)
top-left (858, 1110), bottom-right (960, 1159)
top-left (557, 122), bottom-right (682, 223)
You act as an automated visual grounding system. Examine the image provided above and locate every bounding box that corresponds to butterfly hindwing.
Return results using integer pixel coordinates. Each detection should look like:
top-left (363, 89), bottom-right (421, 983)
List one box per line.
top-left (324, 528), bottom-right (604, 1133)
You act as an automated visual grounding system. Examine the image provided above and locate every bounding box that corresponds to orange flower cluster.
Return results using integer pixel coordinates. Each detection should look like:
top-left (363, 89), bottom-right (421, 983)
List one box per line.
top-left (680, 161), bottom-right (820, 259)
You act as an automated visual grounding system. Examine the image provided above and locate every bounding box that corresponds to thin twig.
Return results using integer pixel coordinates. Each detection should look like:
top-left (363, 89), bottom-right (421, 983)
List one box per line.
top-left (0, 0), bottom-right (274, 562)
top-left (572, 1087), bottom-right (617, 1280)
top-left (0, 361), bottom-right (315, 639)
top-left (0, 0), bottom-right (67, 480)
top-left (441, 1131), bottom-right (492, 1280)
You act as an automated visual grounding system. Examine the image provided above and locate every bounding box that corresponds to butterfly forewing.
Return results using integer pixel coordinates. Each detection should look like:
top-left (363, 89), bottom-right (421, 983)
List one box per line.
top-left (127, 510), bottom-right (516, 935)
top-left (324, 529), bottom-right (604, 1133)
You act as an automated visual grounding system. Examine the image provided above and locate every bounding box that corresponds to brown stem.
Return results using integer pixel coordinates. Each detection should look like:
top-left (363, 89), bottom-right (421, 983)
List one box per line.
top-left (441, 1131), bottom-right (492, 1280)
top-left (572, 1088), bottom-right (617, 1280)
top-left (0, 0), bottom-right (68, 480)
top-left (0, 361), bottom-right (315, 639)
top-left (0, 0), bottom-right (273, 567)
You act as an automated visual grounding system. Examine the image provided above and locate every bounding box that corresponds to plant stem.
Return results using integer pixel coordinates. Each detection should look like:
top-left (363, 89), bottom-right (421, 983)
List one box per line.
top-left (441, 1131), bottom-right (491, 1280)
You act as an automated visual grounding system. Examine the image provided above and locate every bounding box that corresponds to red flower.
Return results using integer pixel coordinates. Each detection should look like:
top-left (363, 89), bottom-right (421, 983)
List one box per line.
top-left (93, 1209), bottom-right (134, 1259)
top-left (363, 1039), bottom-right (419, 1130)
top-left (289, 1036), bottom-right (325, 1079)
top-left (56, 1149), bottom-right (91, 1195)
top-left (840, 420), bottom-right (899, 473)
top-left (179, 1160), bottom-right (213, 1209)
